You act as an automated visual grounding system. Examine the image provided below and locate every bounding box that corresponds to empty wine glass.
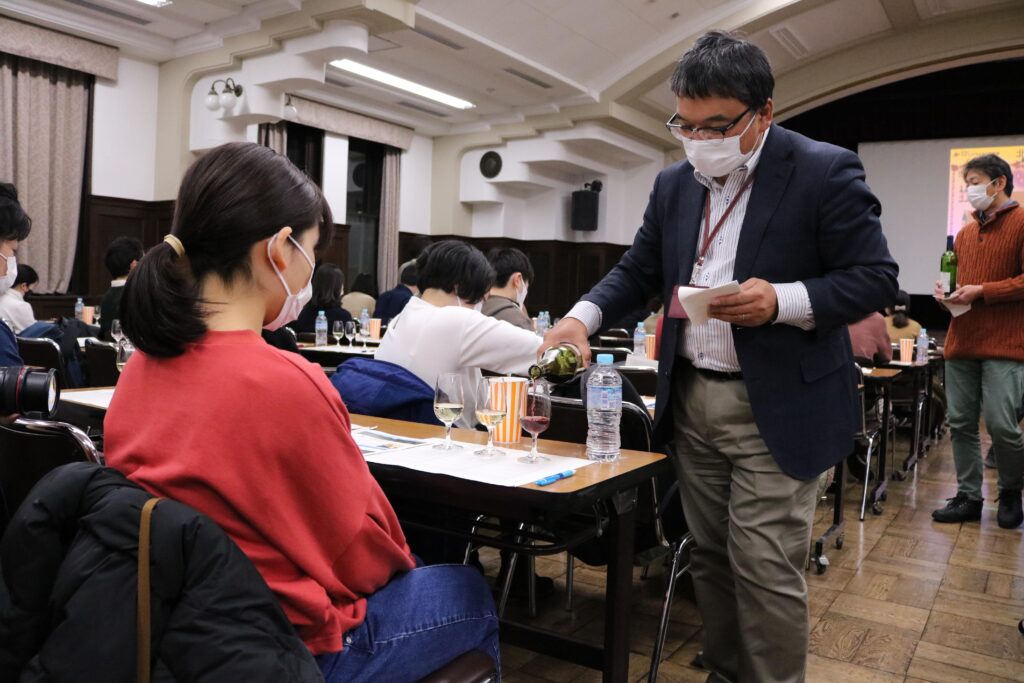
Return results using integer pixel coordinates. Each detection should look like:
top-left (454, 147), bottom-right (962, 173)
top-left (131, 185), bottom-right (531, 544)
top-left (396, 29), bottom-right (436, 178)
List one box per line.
top-left (111, 319), bottom-right (123, 344)
top-left (360, 319), bottom-right (370, 349)
top-left (433, 373), bottom-right (464, 451)
top-left (116, 339), bottom-right (135, 374)
top-left (474, 376), bottom-right (507, 458)
top-left (519, 379), bottom-right (551, 463)
top-left (344, 320), bottom-right (356, 346)
top-left (332, 320), bottom-right (344, 346)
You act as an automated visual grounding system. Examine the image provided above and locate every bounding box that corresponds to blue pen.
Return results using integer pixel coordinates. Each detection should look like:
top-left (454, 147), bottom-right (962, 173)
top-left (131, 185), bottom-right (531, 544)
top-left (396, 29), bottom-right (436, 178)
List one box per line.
top-left (535, 470), bottom-right (575, 486)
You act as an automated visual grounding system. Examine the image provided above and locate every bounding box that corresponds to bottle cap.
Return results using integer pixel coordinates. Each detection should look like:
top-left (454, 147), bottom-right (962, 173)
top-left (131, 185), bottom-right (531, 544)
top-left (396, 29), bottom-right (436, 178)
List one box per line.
top-left (319, 310), bottom-right (325, 315)
top-left (596, 353), bottom-right (613, 365)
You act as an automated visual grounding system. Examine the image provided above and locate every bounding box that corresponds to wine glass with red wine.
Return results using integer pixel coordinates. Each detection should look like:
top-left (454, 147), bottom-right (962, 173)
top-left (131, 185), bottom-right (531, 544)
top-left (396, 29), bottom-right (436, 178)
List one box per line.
top-left (519, 379), bottom-right (551, 463)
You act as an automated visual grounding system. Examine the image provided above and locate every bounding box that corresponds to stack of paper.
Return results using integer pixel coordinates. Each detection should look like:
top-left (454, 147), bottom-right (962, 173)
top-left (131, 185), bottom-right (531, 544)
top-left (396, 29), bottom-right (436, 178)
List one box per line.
top-left (676, 281), bottom-right (742, 325)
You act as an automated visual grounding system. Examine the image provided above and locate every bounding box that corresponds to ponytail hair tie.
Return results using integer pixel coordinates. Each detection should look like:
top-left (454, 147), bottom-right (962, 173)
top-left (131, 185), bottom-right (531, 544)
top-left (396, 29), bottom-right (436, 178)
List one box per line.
top-left (894, 305), bottom-right (907, 311)
top-left (163, 234), bottom-right (185, 257)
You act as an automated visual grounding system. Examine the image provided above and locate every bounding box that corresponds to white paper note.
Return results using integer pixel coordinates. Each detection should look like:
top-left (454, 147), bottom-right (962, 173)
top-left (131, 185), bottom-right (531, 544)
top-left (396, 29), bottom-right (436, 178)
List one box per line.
top-left (677, 281), bottom-right (742, 325)
top-left (61, 388), bottom-right (115, 410)
top-left (363, 439), bottom-right (597, 487)
top-left (943, 300), bottom-right (971, 318)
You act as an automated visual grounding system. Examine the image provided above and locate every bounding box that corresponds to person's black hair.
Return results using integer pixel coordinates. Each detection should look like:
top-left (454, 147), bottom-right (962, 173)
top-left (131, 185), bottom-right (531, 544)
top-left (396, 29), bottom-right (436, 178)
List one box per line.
top-left (399, 264), bottom-right (418, 287)
top-left (487, 247), bottom-right (534, 288)
top-left (670, 30), bottom-right (774, 111)
top-left (890, 290), bottom-right (911, 329)
top-left (964, 153), bottom-right (1014, 198)
top-left (312, 263), bottom-right (344, 309)
top-left (13, 264), bottom-right (38, 288)
top-left (104, 236), bottom-right (144, 279)
top-left (350, 273), bottom-right (377, 298)
top-left (416, 240), bottom-right (494, 304)
top-left (121, 142), bottom-right (333, 358)
top-left (0, 182), bottom-right (32, 242)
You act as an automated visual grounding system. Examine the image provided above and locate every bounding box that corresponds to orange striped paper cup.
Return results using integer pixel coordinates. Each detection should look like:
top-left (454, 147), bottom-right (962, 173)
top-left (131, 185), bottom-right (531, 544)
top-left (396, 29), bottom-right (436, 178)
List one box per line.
top-left (491, 377), bottom-right (527, 444)
top-left (369, 318), bottom-right (382, 340)
top-left (644, 334), bottom-right (657, 359)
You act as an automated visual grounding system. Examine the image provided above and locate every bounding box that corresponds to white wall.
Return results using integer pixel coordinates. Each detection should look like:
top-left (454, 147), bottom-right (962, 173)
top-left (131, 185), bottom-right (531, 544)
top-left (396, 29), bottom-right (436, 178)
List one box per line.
top-left (399, 134), bottom-right (433, 234)
top-left (91, 56), bottom-right (160, 201)
top-left (321, 132), bottom-right (350, 220)
top-left (860, 134), bottom-right (1024, 295)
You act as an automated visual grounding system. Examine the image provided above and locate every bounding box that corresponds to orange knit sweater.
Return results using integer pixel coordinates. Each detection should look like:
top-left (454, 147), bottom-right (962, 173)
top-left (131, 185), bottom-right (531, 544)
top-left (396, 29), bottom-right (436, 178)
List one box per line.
top-left (944, 203), bottom-right (1024, 361)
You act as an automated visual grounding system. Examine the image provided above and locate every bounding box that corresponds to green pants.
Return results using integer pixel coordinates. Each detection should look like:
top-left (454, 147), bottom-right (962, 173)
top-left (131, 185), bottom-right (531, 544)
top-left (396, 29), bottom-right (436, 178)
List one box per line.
top-left (946, 359), bottom-right (1024, 500)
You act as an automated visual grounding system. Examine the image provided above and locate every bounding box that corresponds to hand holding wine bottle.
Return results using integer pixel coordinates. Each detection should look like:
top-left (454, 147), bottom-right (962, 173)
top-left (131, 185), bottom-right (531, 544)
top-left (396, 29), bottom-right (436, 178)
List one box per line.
top-left (541, 317), bottom-right (592, 366)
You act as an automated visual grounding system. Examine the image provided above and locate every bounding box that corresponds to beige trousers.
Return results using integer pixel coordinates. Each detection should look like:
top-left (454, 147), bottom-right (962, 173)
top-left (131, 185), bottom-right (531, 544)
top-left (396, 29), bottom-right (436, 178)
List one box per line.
top-left (672, 361), bottom-right (819, 683)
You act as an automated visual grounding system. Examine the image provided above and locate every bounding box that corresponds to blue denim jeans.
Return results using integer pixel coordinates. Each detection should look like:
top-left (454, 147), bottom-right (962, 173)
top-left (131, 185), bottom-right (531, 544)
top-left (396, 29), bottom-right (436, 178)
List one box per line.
top-left (316, 564), bottom-right (500, 682)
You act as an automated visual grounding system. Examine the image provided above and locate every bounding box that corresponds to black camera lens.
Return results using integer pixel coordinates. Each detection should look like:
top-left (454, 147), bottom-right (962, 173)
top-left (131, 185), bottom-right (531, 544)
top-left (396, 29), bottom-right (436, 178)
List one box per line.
top-left (0, 366), bottom-right (59, 416)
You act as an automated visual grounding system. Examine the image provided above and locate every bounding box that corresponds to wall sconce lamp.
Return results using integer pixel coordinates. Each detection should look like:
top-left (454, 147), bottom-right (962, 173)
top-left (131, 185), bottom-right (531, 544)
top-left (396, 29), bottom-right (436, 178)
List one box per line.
top-left (205, 78), bottom-right (244, 112)
top-left (283, 95), bottom-right (298, 121)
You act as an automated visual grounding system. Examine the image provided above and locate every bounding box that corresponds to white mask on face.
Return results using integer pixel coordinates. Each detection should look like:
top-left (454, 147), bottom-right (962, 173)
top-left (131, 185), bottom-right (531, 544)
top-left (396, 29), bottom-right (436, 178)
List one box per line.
top-left (516, 280), bottom-right (528, 307)
top-left (0, 253), bottom-right (17, 293)
top-left (967, 179), bottom-right (996, 211)
top-left (681, 112), bottom-right (760, 178)
top-left (263, 235), bottom-right (314, 331)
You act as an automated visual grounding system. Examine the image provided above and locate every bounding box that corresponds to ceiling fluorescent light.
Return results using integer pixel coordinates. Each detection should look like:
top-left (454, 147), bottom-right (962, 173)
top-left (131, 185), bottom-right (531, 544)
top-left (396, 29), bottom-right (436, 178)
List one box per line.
top-left (331, 59), bottom-right (474, 110)
top-left (133, 0), bottom-right (173, 6)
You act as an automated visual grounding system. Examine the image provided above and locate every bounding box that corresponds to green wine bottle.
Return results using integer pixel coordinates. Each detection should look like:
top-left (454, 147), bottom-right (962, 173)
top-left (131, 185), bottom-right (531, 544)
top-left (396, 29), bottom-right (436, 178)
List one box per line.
top-left (529, 343), bottom-right (582, 382)
top-left (940, 234), bottom-right (957, 295)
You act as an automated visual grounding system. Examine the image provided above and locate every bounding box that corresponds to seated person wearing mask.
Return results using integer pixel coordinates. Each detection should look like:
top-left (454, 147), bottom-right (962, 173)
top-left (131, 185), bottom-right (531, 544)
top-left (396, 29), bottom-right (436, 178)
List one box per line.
top-left (0, 265), bottom-right (60, 339)
top-left (376, 240), bottom-right (541, 429)
top-left (481, 248), bottom-right (534, 331)
top-left (104, 143), bottom-right (499, 682)
top-left (0, 182), bottom-right (30, 365)
top-left (100, 236), bottom-right (144, 341)
top-left (293, 263), bottom-right (352, 333)
top-left (375, 264), bottom-right (418, 326)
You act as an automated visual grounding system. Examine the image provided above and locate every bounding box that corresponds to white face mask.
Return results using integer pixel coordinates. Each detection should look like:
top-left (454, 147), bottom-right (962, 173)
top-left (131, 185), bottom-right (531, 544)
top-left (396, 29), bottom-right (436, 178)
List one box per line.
top-left (966, 179), bottom-right (996, 211)
top-left (263, 235), bottom-right (314, 331)
top-left (0, 253), bottom-right (17, 293)
top-left (681, 113), bottom-right (760, 178)
top-left (516, 280), bottom-right (528, 307)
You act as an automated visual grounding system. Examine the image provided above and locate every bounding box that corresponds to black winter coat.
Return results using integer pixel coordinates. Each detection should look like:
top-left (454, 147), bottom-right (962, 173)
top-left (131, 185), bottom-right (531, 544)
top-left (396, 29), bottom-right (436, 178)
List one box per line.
top-left (0, 462), bottom-right (324, 682)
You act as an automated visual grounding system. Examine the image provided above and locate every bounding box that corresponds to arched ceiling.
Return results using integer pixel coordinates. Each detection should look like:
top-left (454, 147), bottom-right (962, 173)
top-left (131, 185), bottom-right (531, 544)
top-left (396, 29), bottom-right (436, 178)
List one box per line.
top-left (3, 0), bottom-right (1022, 146)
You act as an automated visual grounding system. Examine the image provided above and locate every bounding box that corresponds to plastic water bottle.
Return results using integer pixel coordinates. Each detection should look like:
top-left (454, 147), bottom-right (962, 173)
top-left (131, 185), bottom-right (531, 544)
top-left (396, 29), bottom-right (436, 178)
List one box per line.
top-left (359, 308), bottom-right (370, 334)
top-left (74, 297), bottom-right (84, 321)
top-left (633, 322), bottom-right (646, 358)
top-left (916, 328), bottom-right (929, 365)
top-left (315, 310), bottom-right (328, 347)
top-left (586, 354), bottom-right (622, 462)
top-left (536, 311), bottom-right (549, 337)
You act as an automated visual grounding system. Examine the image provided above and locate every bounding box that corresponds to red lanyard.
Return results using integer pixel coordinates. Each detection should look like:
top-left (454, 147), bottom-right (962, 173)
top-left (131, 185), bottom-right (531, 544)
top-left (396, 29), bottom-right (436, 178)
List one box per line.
top-left (695, 173), bottom-right (757, 270)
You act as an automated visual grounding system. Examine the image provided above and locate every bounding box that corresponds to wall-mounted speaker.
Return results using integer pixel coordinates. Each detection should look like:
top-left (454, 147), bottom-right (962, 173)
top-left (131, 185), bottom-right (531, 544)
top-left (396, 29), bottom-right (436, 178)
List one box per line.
top-left (571, 190), bottom-right (599, 231)
top-left (479, 151), bottom-right (502, 179)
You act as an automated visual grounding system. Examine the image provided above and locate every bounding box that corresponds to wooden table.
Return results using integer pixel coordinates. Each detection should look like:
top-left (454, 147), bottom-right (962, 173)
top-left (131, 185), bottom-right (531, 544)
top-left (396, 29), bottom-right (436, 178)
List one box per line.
top-left (55, 390), bottom-right (670, 682)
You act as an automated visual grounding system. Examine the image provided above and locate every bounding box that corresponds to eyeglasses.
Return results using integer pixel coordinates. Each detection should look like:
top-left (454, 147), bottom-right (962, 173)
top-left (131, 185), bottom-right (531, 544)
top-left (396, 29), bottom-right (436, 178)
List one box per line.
top-left (665, 107), bottom-right (751, 143)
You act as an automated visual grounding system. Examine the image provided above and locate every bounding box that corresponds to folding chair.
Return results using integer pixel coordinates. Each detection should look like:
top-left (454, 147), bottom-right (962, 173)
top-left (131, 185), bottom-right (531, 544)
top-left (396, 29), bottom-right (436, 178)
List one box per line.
top-left (16, 337), bottom-right (68, 389)
top-left (84, 339), bottom-right (119, 387)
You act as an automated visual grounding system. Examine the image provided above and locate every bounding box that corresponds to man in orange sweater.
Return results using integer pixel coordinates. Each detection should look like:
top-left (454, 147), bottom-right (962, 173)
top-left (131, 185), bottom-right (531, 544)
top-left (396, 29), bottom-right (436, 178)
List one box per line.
top-left (933, 153), bottom-right (1024, 529)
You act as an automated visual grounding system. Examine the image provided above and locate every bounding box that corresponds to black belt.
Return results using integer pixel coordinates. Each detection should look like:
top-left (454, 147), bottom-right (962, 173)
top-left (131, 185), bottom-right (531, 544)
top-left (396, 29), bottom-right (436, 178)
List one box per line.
top-left (693, 366), bottom-right (744, 382)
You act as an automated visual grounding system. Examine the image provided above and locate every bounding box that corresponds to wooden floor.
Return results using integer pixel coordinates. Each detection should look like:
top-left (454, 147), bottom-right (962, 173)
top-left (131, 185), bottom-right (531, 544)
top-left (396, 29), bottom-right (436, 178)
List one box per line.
top-left (491, 426), bottom-right (1024, 682)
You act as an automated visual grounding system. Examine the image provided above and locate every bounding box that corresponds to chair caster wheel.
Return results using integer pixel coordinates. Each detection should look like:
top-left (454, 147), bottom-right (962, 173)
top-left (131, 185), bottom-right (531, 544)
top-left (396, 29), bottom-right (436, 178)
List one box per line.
top-left (892, 470), bottom-right (907, 482)
top-left (835, 535), bottom-right (844, 550)
top-left (815, 556), bottom-right (829, 575)
top-left (872, 502), bottom-right (884, 515)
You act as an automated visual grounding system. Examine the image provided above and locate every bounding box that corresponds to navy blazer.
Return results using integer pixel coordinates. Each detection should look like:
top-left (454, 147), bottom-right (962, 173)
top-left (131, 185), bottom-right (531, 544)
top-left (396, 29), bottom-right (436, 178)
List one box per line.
top-left (582, 125), bottom-right (898, 480)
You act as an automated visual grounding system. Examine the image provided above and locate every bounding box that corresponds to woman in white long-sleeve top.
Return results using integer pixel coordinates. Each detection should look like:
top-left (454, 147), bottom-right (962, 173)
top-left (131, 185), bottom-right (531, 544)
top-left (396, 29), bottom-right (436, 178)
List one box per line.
top-left (375, 240), bottom-right (541, 429)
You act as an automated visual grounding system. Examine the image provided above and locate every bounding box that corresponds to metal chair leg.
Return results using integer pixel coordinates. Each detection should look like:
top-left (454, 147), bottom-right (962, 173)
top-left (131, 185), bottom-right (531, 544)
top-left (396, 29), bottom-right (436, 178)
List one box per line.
top-left (526, 552), bottom-right (537, 617)
top-left (463, 514), bottom-right (486, 565)
top-left (497, 523), bottom-right (527, 618)
top-left (648, 533), bottom-right (694, 683)
top-left (564, 552), bottom-right (574, 611)
top-left (859, 435), bottom-right (876, 521)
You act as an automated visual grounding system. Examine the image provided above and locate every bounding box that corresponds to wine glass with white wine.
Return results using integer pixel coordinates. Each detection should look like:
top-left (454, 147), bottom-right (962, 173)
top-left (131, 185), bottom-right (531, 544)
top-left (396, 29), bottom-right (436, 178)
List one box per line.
top-left (433, 373), bottom-right (464, 451)
top-left (474, 376), bottom-right (507, 458)
top-left (332, 320), bottom-right (344, 347)
top-left (111, 319), bottom-right (124, 344)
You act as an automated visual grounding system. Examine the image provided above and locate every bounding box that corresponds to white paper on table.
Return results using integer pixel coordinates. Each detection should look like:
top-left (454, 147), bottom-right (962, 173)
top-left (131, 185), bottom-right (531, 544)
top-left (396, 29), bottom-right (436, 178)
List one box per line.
top-left (623, 353), bottom-right (658, 369)
top-left (61, 388), bottom-right (115, 410)
top-left (677, 281), bottom-right (742, 325)
top-left (352, 430), bottom-right (430, 455)
top-left (363, 440), bottom-right (597, 487)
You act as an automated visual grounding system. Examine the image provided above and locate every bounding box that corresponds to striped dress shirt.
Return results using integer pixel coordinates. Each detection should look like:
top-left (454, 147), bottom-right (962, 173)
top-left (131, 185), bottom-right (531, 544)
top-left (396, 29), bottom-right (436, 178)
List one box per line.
top-left (567, 128), bottom-right (815, 372)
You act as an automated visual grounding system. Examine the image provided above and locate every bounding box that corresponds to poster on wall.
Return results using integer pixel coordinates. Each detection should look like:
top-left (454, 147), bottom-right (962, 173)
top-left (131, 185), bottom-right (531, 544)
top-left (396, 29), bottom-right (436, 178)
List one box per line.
top-left (948, 144), bottom-right (1024, 236)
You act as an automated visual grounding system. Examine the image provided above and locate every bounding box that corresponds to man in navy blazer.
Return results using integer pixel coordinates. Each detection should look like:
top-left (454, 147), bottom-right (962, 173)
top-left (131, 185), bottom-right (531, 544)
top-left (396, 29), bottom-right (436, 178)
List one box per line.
top-left (545, 32), bottom-right (897, 682)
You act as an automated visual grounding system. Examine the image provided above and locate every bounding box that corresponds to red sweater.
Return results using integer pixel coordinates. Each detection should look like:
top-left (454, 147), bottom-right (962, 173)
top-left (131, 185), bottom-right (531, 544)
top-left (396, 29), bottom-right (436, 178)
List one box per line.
top-left (105, 330), bottom-right (414, 654)
top-left (945, 203), bottom-right (1024, 362)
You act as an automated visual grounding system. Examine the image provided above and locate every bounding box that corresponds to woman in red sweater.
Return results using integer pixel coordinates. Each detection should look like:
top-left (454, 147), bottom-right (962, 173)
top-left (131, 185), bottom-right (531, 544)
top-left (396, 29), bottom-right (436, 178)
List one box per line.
top-left (105, 142), bottom-right (499, 681)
